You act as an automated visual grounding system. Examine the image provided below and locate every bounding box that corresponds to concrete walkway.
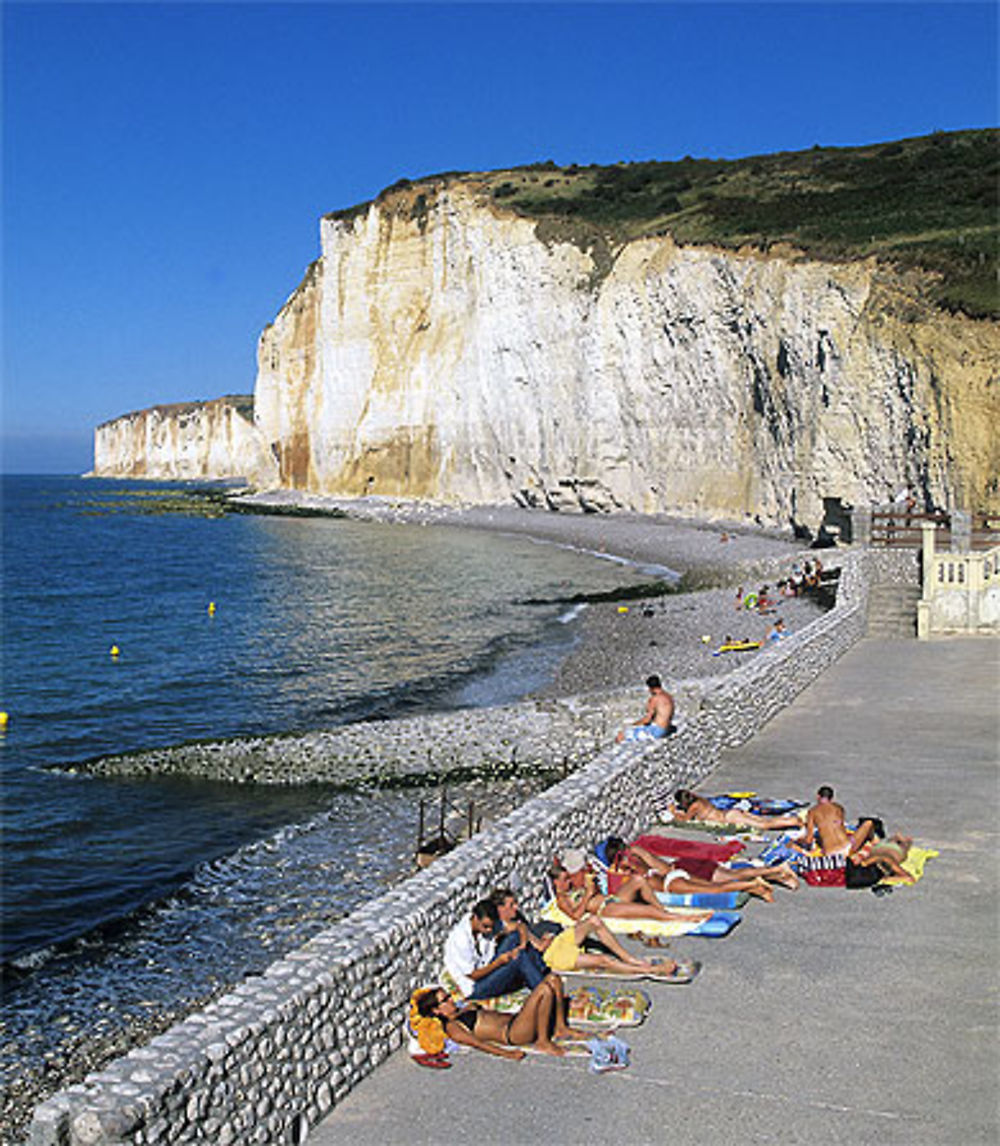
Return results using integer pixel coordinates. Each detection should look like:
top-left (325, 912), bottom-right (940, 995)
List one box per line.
top-left (310, 638), bottom-right (999, 1146)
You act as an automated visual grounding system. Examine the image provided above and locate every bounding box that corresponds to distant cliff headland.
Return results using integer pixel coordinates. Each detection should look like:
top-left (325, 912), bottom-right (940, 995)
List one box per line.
top-left (93, 129), bottom-right (1000, 534)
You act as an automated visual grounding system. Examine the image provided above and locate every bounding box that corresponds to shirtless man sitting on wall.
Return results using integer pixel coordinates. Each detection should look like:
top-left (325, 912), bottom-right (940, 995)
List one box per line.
top-left (616, 675), bottom-right (675, 743)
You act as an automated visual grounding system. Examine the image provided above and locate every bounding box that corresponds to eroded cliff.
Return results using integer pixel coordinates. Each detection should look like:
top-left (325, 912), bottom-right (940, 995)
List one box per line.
top-left (253, 181), bottom-right (999, 532)
top-left (92, 395), bottom-right (278, 483)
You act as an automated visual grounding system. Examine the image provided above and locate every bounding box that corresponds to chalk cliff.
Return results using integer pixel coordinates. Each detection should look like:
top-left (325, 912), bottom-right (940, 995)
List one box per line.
top-left (92, 396), bottom-right (278, 483)
top-left (253, 181), bottom-right (999, 531)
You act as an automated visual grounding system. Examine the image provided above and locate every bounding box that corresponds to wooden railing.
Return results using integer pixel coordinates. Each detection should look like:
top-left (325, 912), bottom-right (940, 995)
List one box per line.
top-left (871, 510), bottom-right (1000, 551)
top-left (870, 510), bottom-right (949, 548)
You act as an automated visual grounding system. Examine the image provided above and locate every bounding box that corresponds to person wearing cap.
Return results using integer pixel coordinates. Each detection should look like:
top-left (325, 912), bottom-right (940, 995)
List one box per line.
top-left (443, 898), bottom-right (550, 1001)
top-left (552, 850), bottom-right (709, 926)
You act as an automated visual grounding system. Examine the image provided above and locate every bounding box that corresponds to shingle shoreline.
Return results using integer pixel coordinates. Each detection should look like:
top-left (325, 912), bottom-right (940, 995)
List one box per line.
top-left (27, 542), bottom-right (913, 1145)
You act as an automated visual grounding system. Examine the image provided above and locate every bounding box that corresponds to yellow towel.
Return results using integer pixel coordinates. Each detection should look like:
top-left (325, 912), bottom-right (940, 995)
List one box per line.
top-left (540, 901), bottom-right (703, 938)
top-left (883, 845), bottom-right (938, 885)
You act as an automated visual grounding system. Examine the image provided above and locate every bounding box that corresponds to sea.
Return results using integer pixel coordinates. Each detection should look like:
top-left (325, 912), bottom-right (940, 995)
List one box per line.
top-left (0, 475), bottom-right (662, 1105)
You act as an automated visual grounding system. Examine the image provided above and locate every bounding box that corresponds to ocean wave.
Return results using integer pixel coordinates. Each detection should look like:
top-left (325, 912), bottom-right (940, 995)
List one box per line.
top-left (558, 602), bottom-right (588, 624)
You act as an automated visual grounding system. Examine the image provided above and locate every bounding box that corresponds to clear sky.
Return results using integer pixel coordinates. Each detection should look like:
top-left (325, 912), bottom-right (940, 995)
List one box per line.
top-left (2, 1), bottom-right (996, 473)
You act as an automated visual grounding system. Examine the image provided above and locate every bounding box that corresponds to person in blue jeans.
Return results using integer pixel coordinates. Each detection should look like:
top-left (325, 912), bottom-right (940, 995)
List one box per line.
top-left (443, 898), bottom-right (549, 1000)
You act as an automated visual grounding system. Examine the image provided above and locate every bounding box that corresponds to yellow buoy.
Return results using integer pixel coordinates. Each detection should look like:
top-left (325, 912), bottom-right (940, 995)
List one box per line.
top-left (110, 645), bottom-right (120, 658)
top-left (0, 711), bottom-right (8, 729)
top-left (207, 602), bottom-right (216, 616)
top-left (617, 606), bottom-right (629, 614)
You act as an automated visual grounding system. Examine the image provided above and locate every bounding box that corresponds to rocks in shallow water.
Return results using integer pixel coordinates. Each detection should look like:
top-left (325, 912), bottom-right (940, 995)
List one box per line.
top-left (67, 690), bottom-right (658, 787)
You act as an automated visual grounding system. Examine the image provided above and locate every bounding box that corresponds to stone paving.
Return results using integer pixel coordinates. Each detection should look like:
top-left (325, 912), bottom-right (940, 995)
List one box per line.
top-left (309, 636), bottom-right (1000, 1146)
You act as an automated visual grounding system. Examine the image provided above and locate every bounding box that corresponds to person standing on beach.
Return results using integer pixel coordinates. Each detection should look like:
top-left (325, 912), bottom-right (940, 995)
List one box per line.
top-left (616, 675), bottom-right (675, 742)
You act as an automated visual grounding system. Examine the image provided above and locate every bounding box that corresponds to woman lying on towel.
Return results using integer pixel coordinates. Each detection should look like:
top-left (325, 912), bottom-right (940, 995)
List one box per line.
top-left (607, 839), bottom-right (798, 902)
top-left (541, 900), bottom-right (700, 983)
top-left (847, 820), bottom-right (916, 883)
top-left (669, 789), bottom-right (804, 831)
top-left (552, 851), bottom-right (712, 926)
top-left (412, 975), bottom-right (588, 1059)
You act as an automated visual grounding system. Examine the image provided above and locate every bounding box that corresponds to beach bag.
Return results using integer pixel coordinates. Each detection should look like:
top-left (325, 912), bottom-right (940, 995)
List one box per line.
top-left (845, 860), bottom-right (884, 889)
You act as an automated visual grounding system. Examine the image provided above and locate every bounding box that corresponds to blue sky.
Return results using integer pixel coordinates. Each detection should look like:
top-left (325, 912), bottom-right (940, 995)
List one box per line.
top-left (3, 1), bottom-right (996, 473)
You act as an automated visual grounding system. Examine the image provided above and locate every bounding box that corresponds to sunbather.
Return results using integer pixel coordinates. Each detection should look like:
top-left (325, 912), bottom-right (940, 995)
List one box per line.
top-left (669, 789), bottom-right (804, 830)
top-left (607, 840), bottom-right (798, 902)
top-left (847, 820), bottom-right (916, 883)
top-left (552, 849), bottom-right (711, 925)
top-left (793, 785), bottom-right (851, 857)
top-left (411, 975), bottom-right (586, 1059)
top-left (541, 912), bottom-right (700, 982)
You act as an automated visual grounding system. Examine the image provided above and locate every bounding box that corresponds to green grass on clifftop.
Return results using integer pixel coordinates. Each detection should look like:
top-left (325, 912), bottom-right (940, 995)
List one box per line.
top-left (331, 130), bottom-right (999, 319)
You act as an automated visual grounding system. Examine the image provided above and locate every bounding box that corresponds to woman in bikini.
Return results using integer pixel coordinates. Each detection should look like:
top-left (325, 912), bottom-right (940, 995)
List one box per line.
top-left (552, 851), bottom-right (713, 925)
top-left (608, 840), bottom-right (798, 902)
top-left (847, 821), bottom-right (916, 883)
top-left (412, 976), bottom-right (587, 1059)
top-left (670, 789), bottom-right (804, 831)
top-left (543, 876), bottom-right (701, 981)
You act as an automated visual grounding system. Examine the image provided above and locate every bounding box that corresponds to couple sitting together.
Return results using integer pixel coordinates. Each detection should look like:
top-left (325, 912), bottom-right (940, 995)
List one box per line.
top-left (443, 879), bottom-right (700, 1002)
top-left (791, 786), bottom-right (916, 885)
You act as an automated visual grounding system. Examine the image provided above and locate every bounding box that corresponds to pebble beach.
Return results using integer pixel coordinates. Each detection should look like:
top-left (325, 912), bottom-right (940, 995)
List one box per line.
top-left (6, 497), bottom-right (831, 1143)
top-left (235, 492), bottom-right (830, 701)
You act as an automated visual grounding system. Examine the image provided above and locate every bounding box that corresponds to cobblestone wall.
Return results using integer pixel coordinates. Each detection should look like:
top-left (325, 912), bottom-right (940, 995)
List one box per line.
top-left (29, 551), bottom-right (872, 1146)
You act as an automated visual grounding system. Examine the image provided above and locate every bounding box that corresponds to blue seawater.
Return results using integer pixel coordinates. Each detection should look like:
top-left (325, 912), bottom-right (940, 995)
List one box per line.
top-left (1, 475), bottom-right (654, 1090)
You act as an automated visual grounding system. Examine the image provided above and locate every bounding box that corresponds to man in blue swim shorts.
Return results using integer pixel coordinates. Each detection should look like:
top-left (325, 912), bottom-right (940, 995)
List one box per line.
top-left (616, 675), bottom-right (675, 743)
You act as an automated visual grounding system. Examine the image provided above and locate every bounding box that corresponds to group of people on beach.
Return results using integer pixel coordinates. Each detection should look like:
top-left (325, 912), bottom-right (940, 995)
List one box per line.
top-left (413, 779), bottom-right (916, 1063)
top-left (791, 785), bottom-right (916, 885)
top-left (733, 561), bottom-right (824, 618)
top-left (413, 877), bottom-right (697, 1063)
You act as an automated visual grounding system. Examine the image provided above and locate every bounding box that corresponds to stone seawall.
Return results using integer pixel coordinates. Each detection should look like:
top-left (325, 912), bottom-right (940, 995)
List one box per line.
top-left (29, 550), bottom-right (891, 1146)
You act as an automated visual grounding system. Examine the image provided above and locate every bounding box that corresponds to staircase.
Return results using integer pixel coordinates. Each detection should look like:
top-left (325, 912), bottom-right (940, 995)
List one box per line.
top-left (866, 584), bottom-right (921, 637)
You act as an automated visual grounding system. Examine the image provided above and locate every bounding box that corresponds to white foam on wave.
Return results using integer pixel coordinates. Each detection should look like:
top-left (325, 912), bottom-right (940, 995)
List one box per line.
top-left (519, 534), bottom-right (682, 582)
top-left (558, 602), bottom-right (588, 624)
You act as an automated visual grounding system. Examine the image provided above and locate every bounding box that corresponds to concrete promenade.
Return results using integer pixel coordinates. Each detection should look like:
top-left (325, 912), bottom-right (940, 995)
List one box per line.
top-left (310, 637), bottom-right (999, 1146)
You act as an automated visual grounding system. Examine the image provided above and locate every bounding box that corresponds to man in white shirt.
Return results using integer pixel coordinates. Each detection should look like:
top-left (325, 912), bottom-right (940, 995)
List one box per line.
top-left (443, 898), bottom-right (549, 999)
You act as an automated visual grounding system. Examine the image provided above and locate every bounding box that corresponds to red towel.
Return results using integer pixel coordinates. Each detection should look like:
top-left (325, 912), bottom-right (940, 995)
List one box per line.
top-left (803, 867), bottom-right (846, 887)
top-left (632, 835), bottom-right (745, 862)
top-left (608, 855), bottom-right (723, 892)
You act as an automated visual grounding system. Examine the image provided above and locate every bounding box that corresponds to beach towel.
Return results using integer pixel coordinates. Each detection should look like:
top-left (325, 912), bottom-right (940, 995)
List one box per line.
top-left (633, 835), bottom-right (745, 862)
top-left (883, 846), bottom-right (938, 885)
top-left (803, 866), bottom-right (846, 887)
top-left (657, 890), bottom-right (749, 909)
top-left (436, 972), bottom-right (653, 1028)
top-left (540, 901), bottom-right (740, 939)
top-left (710, 795), bottom-right (806, 815)
top-left (566, 985), bottom-right (651, 1027)
top-left (756, 836), bottom-right (805, 867)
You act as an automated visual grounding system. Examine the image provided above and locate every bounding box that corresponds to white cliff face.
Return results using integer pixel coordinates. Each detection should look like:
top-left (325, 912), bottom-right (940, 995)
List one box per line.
top-left (92, 396), bottom-right (278, 483)
top-left (253, 184), bottom-right (999, 530)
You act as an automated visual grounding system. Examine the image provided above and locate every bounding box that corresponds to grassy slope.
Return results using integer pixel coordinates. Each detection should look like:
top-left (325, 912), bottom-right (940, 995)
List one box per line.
top-left (331, 129), bottom-right (999, 319)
